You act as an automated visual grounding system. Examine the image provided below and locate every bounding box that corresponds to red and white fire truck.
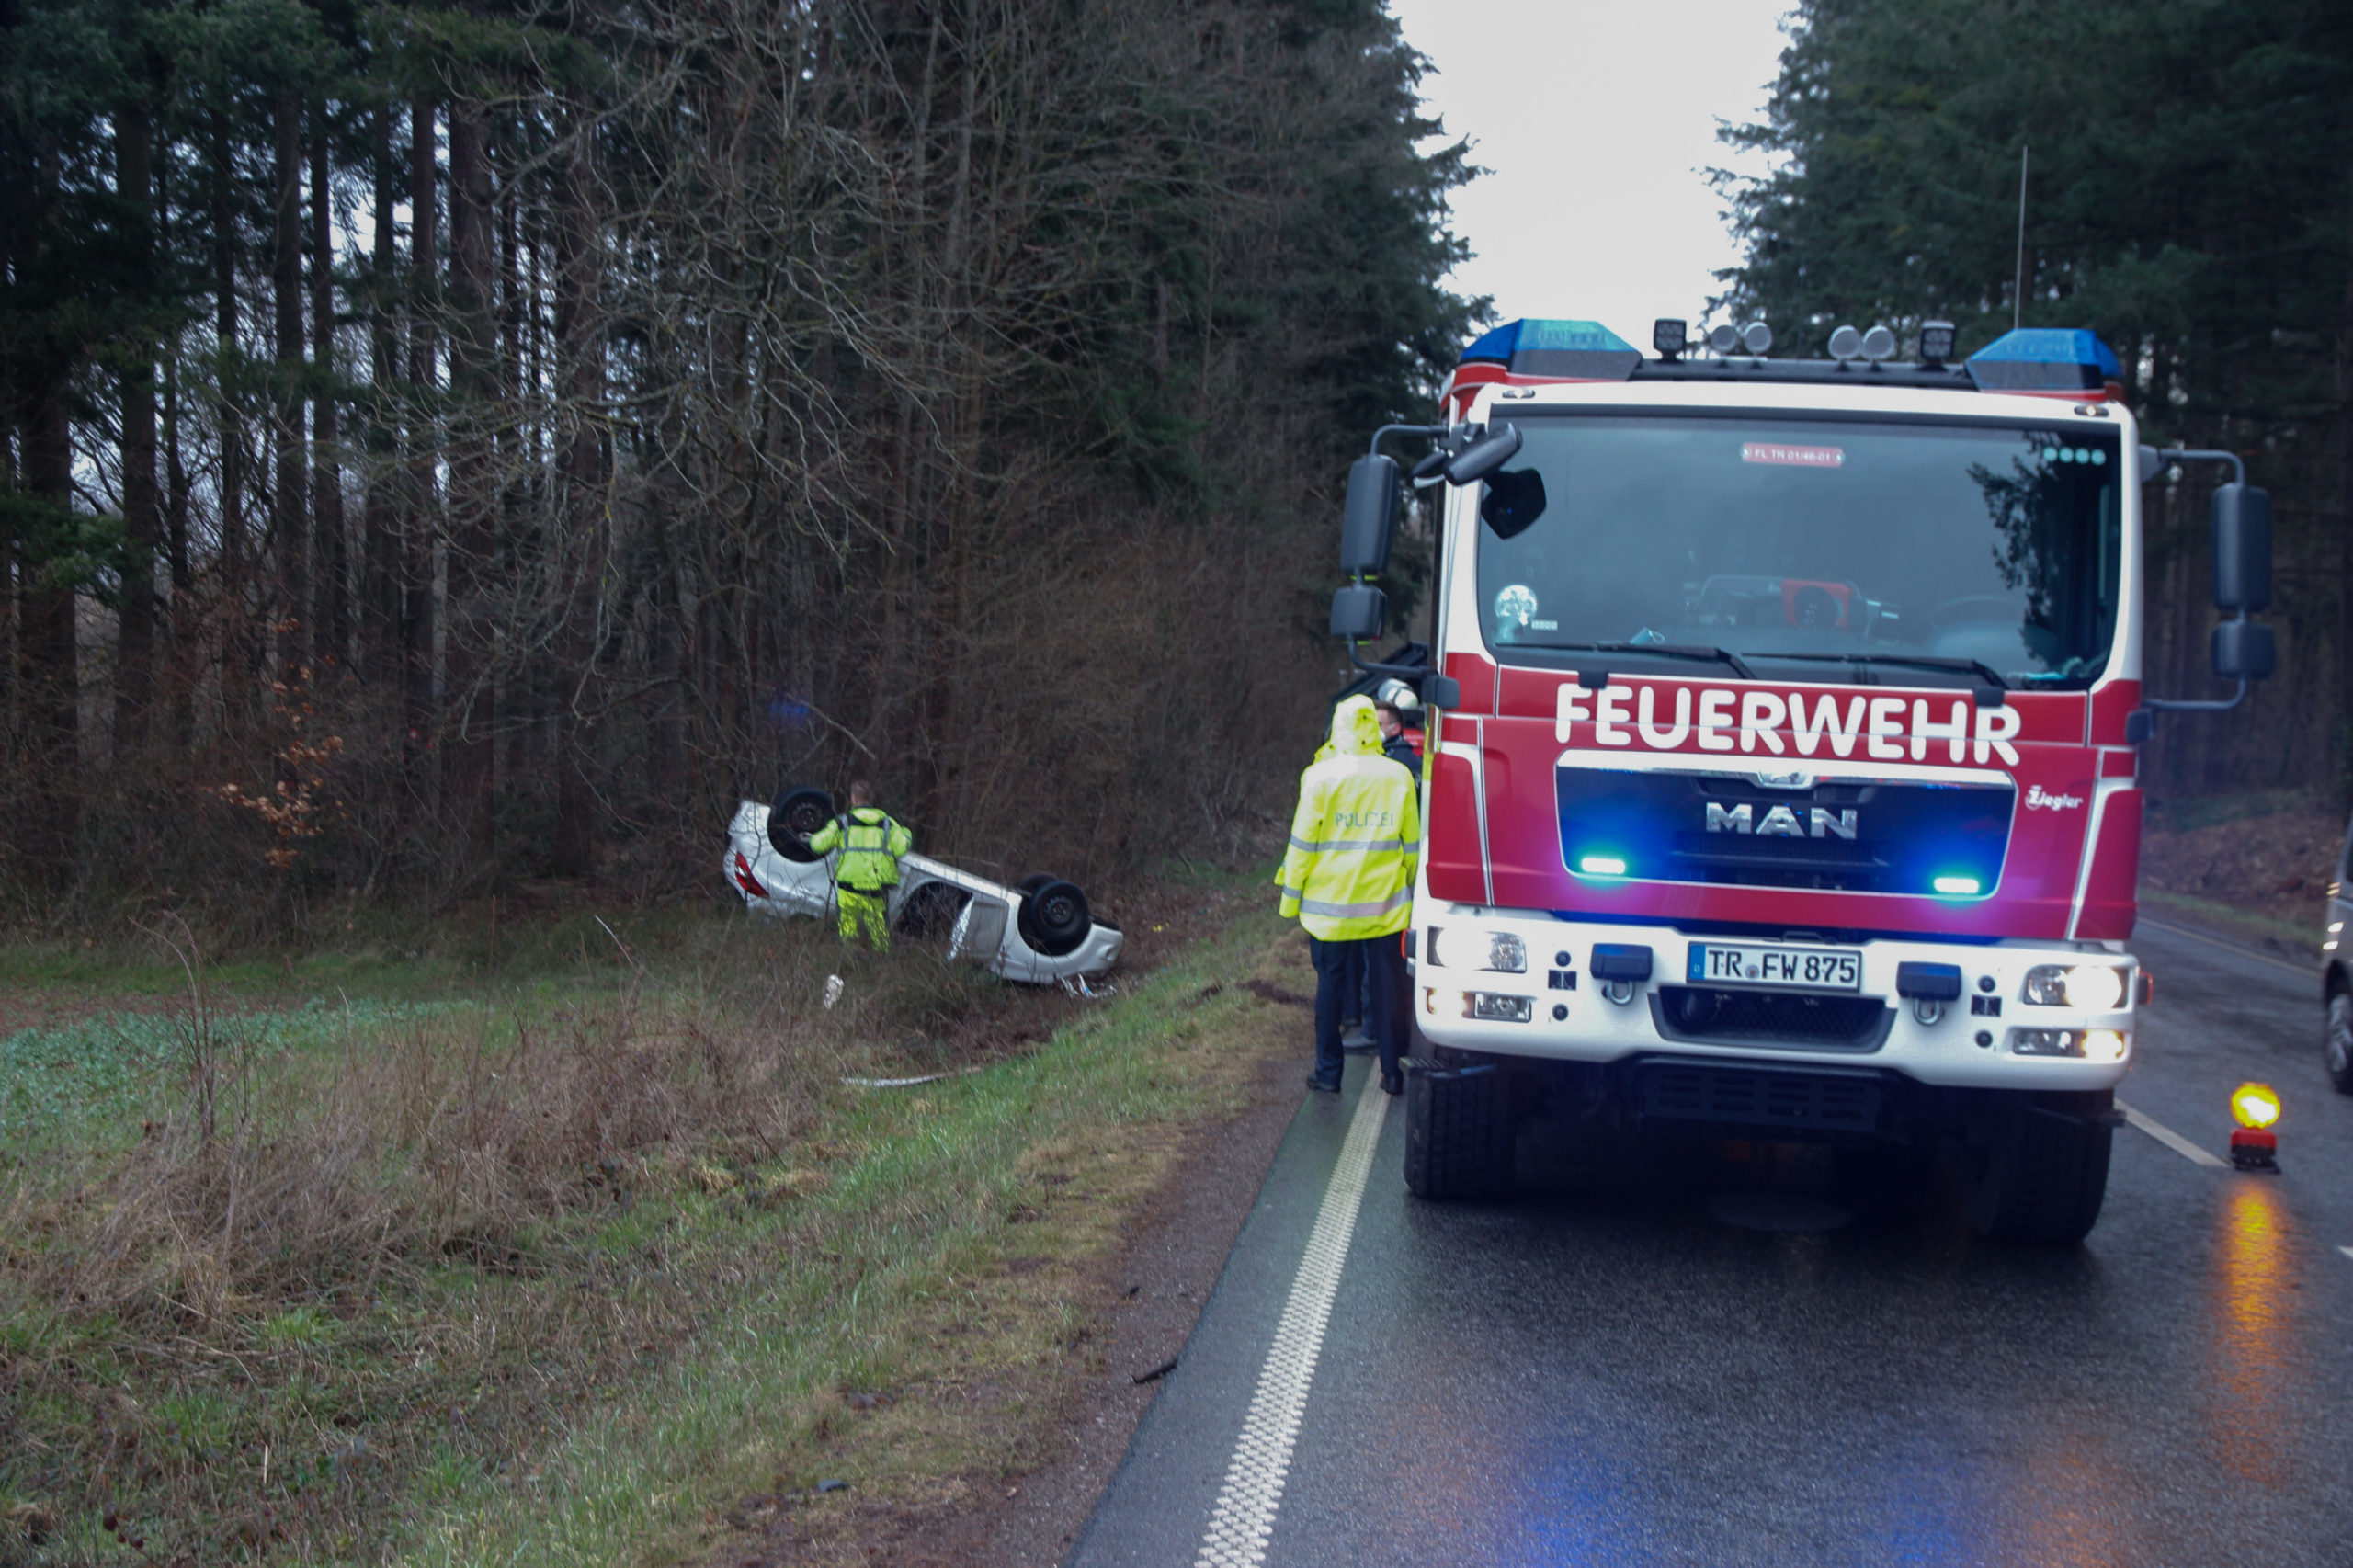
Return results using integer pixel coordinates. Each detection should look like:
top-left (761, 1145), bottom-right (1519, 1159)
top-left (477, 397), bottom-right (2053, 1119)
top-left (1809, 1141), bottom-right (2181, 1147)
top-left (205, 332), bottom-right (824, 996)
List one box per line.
top-left (1334, 316), bottom-right (2275, 1242)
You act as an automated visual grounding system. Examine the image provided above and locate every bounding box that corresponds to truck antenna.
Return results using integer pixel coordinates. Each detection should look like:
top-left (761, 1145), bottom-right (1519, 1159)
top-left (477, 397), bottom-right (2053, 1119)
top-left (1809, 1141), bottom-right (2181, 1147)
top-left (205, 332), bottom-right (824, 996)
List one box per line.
top-left (2012, 142), bottom-right (2029, 333)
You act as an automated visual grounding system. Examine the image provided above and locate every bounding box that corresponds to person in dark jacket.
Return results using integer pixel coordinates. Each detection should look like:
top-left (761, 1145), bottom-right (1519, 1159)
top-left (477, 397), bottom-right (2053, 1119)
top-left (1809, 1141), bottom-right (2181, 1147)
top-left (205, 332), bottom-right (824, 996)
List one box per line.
top-left (1375, 699), bottom-right (1421, 778)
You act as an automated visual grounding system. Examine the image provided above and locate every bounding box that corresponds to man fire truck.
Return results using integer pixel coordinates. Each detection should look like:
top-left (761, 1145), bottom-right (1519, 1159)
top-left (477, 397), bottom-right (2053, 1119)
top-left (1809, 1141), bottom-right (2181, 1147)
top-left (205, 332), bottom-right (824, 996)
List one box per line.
top-left (1333, 316), bottom-right (2275, 1243)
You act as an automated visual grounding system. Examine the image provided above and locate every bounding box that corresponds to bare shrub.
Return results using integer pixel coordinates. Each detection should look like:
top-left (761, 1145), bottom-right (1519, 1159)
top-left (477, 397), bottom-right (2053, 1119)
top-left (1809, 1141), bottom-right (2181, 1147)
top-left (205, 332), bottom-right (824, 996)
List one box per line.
top-left (13, 962), bottom-right (837, 1331)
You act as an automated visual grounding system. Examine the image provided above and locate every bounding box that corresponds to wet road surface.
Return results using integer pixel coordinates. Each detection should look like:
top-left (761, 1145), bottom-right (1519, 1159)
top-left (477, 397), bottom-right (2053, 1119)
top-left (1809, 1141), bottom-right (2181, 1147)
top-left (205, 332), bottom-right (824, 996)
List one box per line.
top-left (1069, 917), bottom-right (2353, 1566)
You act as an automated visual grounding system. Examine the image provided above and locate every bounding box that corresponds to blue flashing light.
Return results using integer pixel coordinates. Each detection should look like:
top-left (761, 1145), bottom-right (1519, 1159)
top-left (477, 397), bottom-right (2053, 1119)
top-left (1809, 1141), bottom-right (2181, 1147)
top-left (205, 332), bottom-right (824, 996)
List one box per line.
top-left (1964, 328), bottom-right (2122, 393)
top-left (1461, 319), bottom-right (1643, 381)
top-left (1932, 875), bottom-right (1984, 897)
top-left (1577, 855), bottom-right (1629, 878)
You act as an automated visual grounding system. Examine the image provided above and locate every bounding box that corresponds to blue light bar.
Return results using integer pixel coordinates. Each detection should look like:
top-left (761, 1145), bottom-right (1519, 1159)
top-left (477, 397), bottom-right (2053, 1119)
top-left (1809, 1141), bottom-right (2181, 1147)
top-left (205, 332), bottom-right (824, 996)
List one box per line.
top-left (1461, 319), bottom-right (1643, 381)
top-left (1964, 328), bottom-right (2122, 393)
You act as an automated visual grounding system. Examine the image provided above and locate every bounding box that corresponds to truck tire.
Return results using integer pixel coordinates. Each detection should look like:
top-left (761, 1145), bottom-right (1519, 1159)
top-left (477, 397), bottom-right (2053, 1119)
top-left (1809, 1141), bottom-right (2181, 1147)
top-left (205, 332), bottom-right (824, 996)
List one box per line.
top-left (768, 786), bottom-right (835, 862)
top-left (1403, 1060), bottom-right (1513, 1200)
top-left (1960, 1093), bottom-right (2112, 1244)
top-left (2325, 991), bottom-right (2353, 1094)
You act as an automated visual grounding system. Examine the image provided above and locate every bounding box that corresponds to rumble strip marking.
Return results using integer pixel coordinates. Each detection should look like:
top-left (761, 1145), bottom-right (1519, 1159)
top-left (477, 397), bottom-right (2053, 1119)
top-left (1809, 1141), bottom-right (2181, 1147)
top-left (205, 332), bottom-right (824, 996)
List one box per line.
top-left (1194, 1073), bottom-right (1389, 1568)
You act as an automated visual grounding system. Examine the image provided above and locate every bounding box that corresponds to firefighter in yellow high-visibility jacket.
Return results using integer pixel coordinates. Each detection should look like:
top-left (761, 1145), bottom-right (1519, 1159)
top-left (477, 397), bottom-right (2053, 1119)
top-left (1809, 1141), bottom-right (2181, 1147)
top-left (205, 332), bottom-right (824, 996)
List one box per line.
top-left (807, 780), bottom-right (914, 951)
top-left (1277, 695), bottom-right (1418, 1096)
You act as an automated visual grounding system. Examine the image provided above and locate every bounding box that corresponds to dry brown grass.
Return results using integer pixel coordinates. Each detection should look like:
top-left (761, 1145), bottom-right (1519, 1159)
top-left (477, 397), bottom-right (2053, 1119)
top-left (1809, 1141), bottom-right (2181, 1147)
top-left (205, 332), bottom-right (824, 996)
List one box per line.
top-left (0, 907), bottom-right (1051, 1560)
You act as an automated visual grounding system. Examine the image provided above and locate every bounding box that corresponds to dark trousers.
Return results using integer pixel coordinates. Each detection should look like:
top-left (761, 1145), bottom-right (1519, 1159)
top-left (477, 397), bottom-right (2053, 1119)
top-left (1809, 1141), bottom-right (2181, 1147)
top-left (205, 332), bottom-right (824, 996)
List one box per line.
top-left (1310, 933), bottom-right (1405, 1086)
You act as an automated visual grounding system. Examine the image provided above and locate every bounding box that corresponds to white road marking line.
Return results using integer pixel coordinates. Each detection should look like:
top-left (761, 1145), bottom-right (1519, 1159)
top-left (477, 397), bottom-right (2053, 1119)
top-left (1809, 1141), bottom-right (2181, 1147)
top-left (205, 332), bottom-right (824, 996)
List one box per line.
top-left (2138, 916), bottom-right (2314, 979)
top-left (1194, 1073), bottom-right (1389, 1568)
top-left (2118, 1100), bottom-right (2228, 1168)
top-left (2337, 1246), bottom-right (2353, 1264)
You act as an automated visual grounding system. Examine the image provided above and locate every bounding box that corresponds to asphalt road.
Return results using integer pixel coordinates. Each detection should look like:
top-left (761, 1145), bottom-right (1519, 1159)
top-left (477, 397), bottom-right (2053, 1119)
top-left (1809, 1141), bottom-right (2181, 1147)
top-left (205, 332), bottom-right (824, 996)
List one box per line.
top-left (1069, 916), bottom-right (2353, 1567)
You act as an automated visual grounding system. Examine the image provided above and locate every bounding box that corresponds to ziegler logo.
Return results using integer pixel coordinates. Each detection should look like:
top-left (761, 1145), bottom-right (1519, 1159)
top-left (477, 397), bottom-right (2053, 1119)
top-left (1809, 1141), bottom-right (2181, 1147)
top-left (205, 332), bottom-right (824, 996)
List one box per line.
top-left (1705, 802), bottom-right (1859, 840)
top-left (2024, 784), bottom-right (2084, 811)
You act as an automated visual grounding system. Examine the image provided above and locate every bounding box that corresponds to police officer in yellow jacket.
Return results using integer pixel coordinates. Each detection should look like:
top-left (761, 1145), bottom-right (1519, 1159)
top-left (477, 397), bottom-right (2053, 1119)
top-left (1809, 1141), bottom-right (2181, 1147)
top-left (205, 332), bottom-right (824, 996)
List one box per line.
top-left (1277, 695), bottom-right (1418, 1096)
top-left (806, 779), bottom-right (914, 951)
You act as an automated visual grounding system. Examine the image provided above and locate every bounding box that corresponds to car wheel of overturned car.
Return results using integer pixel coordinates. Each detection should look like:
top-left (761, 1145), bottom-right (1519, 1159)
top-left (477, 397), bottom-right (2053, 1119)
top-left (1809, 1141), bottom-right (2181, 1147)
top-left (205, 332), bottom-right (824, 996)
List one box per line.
top-left (768, 786), bottom-right (835, 862)
top-left (2325, 991), bottom-right (2353, 1094)
top-left (1016, 878), bottom-right (1091, 957)
top-left (1017, 873), bottom-right (1055, 896)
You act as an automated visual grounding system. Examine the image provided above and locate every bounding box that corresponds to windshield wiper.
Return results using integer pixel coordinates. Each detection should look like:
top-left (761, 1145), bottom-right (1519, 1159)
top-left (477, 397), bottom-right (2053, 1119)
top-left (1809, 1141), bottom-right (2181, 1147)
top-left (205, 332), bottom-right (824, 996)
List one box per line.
top-left (1738, 651), bottom-right (2011, 690)
top-left (1512, 642), bottom-right (1760, 680)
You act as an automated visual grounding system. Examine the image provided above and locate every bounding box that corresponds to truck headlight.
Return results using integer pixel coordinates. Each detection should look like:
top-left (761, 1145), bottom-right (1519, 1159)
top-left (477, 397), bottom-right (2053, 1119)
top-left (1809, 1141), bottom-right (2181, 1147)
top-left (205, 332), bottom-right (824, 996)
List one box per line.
top-left (2021, 964), bottom-right (2128, 1009)
top-left (1427, 926), bottom-right (1526, 973)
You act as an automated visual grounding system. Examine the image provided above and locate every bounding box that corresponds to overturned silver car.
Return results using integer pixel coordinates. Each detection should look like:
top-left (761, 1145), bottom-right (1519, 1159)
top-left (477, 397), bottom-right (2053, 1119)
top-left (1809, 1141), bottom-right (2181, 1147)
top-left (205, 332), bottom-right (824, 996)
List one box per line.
top-left (723, 788), bottom-right (1123, 984)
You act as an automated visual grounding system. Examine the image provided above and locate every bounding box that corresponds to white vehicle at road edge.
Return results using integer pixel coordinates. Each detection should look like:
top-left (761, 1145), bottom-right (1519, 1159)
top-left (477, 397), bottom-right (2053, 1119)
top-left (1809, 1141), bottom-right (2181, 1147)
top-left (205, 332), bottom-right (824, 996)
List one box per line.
top-left (722, 790), bottom-right (1123, 984)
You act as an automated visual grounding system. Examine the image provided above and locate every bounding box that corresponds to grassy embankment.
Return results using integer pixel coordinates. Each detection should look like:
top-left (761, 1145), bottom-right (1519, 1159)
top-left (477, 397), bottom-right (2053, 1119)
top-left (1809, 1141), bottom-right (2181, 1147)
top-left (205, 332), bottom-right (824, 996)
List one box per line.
top-left (2138, 789), bottom-right (2341, 951)
top-left (0, 883), bottom-right (1304, 1564)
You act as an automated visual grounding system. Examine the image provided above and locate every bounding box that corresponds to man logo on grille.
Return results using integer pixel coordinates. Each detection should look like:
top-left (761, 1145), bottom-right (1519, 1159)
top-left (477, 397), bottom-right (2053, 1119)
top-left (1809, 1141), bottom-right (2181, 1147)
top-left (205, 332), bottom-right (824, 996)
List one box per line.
top-left (1705, 801), bottom-right (1858, 839)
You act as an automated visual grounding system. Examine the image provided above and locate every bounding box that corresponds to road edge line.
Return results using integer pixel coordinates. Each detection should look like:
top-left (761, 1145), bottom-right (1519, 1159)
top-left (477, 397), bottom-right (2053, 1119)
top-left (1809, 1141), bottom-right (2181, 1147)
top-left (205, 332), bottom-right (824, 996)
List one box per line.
top-left (1192, 1074), bottom-right (1389, 1568)
top-left (2118, 1099), bottom-right (2228, 1168)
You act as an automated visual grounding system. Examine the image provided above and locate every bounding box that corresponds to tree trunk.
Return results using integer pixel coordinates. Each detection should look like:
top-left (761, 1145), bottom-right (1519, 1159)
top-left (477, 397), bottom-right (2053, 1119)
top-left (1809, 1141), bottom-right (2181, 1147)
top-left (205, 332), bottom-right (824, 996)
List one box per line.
top-left (551, 108), bottom-right (603, 879)
top-left (311, 113), bottom-right (347, 672)
top-left (404, 97), bottom-right (439, 763)
top-left (18, 143), bottom-right (78, 873)
top-left (361, 102), bottom-right (401, 687)
top-left (272, 94), bottom-right (308, 676)
top-left (211, 107), bottom-right (249, 728)
top-left (443, 85), bottom-right (496, 851)
top-left (113, 97), bottom-right (158, 751)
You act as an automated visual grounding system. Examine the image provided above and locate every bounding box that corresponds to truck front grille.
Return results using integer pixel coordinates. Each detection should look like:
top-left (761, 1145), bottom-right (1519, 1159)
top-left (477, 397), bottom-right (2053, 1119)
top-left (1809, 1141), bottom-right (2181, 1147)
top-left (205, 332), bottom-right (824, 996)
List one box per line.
top-left (1634, 1061), bottom-right (1884, 1134)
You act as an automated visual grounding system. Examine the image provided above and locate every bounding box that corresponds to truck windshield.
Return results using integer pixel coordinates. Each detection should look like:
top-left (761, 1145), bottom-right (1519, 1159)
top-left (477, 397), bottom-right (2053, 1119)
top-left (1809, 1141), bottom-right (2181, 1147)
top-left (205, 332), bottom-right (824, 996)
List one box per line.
top-left (1471, 413), bottom-right (2122, 689)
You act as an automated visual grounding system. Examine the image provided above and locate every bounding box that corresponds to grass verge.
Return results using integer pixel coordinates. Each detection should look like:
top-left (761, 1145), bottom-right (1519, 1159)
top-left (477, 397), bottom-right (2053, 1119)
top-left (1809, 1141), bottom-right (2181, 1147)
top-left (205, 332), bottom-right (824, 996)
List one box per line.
top-left (0, 890), bottom-right (1304, 1566)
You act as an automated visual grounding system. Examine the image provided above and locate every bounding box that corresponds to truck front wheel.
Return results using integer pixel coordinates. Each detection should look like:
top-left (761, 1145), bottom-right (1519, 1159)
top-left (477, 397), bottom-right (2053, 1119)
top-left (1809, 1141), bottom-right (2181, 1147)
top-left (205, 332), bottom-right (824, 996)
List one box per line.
top-left (1959, 1092), bottom-right (2113, 1244)
top-left (1403, 1058), bottom-right (1513, 1200)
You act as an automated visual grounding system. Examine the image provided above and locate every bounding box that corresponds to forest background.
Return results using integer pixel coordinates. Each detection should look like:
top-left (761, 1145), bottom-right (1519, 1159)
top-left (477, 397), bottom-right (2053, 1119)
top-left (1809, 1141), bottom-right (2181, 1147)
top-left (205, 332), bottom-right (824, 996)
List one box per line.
top-left (3, 0), bottom-right (2351, 929)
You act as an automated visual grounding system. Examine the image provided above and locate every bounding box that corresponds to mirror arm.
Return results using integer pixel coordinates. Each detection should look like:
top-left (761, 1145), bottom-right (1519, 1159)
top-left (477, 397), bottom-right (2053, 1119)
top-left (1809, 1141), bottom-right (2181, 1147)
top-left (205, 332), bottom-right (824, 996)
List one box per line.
top-left (1366, 423), bottom-right (1451, 460)
top-left (2137, 609), bottom-right (2256, 733)
top-left (1346, 638), bottom-right (1461, 710)
top-left (2156, 447), bottom-right (2245, 484)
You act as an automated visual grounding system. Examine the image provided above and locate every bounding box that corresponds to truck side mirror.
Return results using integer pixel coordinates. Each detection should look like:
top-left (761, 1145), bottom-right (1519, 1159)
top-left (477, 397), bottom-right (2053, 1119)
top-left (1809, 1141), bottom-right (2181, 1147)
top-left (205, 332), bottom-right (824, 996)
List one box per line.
top-left (1339, 456), bottom-right (1401, 576)
top-left (2211, 483), bottom-right (2270, 612)
top-left (1444, 422), bottom-right (1522, 486)
top-left (1329, 583), bottom-right (1387, 641)
top-left (2212, 618), bottom-right (2275, 681)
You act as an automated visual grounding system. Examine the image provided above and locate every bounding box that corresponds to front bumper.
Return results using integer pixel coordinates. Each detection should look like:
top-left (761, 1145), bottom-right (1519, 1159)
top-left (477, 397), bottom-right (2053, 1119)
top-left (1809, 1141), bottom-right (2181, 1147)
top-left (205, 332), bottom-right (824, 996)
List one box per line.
top-left (1412, 906), bottom-right (2133, 1092)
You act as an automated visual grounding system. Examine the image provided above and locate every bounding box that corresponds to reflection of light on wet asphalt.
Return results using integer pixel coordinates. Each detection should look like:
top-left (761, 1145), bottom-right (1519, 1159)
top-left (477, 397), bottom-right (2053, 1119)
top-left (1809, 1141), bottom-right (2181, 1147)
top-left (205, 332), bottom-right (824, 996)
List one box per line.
top-left (2210, 1181), bottom-right (2290, 1484)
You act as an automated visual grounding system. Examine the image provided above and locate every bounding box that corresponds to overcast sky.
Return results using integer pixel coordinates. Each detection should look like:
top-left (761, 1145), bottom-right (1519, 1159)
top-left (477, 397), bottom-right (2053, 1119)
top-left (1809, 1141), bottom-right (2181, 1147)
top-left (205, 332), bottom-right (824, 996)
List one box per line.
top-left (1385, 0), bottom-right (1797, 345)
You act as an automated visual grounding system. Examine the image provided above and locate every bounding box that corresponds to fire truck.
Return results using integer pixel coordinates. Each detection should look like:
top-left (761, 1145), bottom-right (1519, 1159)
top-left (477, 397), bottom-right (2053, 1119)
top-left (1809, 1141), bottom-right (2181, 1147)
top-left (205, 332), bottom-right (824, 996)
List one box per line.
top-left (1333, 316), bottom-right (2274, 1242)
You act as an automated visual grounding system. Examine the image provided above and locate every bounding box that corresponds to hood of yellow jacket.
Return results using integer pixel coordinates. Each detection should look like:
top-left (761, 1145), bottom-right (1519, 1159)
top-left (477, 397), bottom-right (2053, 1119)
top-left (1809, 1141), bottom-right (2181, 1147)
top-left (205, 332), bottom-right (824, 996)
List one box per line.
top-left (1326, 694), bottom-right (1381, 757)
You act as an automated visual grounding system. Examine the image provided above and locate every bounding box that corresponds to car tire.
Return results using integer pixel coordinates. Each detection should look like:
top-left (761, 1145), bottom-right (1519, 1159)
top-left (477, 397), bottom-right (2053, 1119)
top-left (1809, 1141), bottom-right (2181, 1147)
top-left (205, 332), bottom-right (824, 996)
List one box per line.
top-left (2325, 991), bottom-right (2353, 1094)
top-left (1402, 1016), bottom-right (1514, 1201)
top-left (1017, 879), bottom-right (1091, 957)
top-left (1017, 873), bottom-right (1056, 896)
top-left (768, 786), bottom-right (835, 863)
top-left (1959, 1091), bottom-right (2111, 1244)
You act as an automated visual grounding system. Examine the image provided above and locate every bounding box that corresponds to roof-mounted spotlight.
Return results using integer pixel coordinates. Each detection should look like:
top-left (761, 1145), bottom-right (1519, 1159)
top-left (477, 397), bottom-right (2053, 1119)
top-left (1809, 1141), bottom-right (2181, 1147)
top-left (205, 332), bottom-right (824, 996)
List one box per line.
top-left (1652, 318), bottom-right (1688, 361)
top-left (1706, 323), bottom-right (1740, 356)
top-left (1740, 321), bottom-right (1772, 355)
top-left (1860, 324), bottom-right (1898, 362)
top-left (1918, 319), bottom-right (1957, 367)
top-left (1827, 324), bottom-right (1863, 361)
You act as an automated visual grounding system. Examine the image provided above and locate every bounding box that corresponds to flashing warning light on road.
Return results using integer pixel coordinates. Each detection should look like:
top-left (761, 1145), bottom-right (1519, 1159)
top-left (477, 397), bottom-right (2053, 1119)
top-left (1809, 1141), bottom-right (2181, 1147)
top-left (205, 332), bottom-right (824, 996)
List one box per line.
top-left (2230, 1081), bottom-right (2281, 1172)
top-left (2232, 1082), bottom-right (2281, 1129)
